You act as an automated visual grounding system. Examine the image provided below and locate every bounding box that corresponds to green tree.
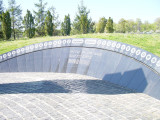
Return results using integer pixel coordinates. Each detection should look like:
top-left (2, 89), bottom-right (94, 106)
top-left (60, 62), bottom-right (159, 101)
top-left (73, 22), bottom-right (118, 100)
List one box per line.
top-left (136, 18), bottom-right (142, 32)
top-left (49, 6), bottom-right (60, 35)
top-left (105, 17), bottom-right (114, 33)
top-left (89, 21), bottom-right (96, 33)
top-left (8, 0), bottom-right (22, 40)
top-left (61, 14), bottom-right (71, 36)
top-left (0, 0), bottom-right (4, 39)
top-left (118, 18), bottom-right (126, 33)
top-left (73, 1), bottom-right (91, 34)
top-left (154, 17), bottom-right (160, 30)
top-left (125, 19), bottom-right (136, 33)
top-left (45, 10), bottom-right (53, 36)
top-left (96, 17), bottom-right (107, 33)
top-left (113, 22), bottom-right (117, 32)
top-left (0, 0), bottom-right (3, 14)
top-left (141, 21), bottom-right (151, 32)
top-left (34, 0), bottom-right (47, 36)
top-left (23, 10), bottom-right (35, 38)
top-left (1, 11), bottom-right (11, 40)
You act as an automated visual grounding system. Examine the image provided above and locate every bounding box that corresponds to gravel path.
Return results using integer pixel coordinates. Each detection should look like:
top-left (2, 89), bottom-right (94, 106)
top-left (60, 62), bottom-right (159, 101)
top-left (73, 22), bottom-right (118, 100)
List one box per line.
top-left (0, 73), bottom-right (160, 120)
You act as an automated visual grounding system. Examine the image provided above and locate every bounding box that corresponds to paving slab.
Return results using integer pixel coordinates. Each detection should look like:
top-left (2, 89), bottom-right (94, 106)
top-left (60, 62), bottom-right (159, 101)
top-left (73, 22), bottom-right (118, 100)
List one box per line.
top-left (0, 73), bottom-right (160, 120)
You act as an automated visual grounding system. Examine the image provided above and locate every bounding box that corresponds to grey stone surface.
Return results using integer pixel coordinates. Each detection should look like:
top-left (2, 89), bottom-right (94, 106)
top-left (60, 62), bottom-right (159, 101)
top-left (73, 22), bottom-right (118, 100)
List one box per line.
top-left (0, 73), bottom-right (160, 120)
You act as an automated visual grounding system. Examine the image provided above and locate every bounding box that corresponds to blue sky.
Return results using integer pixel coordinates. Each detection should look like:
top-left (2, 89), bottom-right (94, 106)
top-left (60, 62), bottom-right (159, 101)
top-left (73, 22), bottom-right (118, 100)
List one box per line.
top-left (3, 0), bottom-right (160, 23)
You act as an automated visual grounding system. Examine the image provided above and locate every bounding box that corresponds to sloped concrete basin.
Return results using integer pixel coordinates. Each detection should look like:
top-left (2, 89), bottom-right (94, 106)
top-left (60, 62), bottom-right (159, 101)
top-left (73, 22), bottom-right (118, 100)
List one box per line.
top-left (0, 38), bottom-right (160, 99)
top-left (0, 38), bottom-right (160, 119)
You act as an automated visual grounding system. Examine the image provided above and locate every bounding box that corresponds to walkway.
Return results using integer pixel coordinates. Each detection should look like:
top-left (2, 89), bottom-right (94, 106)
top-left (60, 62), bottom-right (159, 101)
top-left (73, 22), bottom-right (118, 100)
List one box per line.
top-left (0, 73), bottom-right (160, 120)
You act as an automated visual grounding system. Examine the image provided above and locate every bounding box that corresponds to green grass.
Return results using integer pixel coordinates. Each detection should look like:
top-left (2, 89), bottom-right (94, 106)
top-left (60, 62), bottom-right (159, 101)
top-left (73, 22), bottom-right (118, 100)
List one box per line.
top-left (0, 33), bottom-right (160, 57)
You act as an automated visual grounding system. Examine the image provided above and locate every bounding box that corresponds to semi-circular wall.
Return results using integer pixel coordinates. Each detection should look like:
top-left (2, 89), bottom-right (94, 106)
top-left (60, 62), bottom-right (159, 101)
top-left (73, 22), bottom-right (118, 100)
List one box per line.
top-left (0, 38), bottom-right (160, 99)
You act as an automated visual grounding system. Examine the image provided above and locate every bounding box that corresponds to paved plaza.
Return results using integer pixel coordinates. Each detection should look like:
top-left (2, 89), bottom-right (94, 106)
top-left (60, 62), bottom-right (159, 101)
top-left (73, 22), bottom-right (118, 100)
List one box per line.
top-left (0, 73), bottom-right (160, 120)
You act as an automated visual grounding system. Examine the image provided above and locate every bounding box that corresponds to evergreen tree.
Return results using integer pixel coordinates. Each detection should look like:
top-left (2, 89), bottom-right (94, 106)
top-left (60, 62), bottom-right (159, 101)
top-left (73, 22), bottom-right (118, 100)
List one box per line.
top-left (61, 22), bottom-right (65, 35)
top-left (61, 14), bottom-right (71, 36)
top-left (49, 6), bottom-right (60, 35)
top-left (45, 10), bottom-right (53, 36)
top-left (73, 1), bottom-right (91, 34)
top-left (0, 0), bottom-right (4, 39)
top-left (1, 11), bottom-right (11, 40)
top-left (89, 21), bottom-right (96, 33)
top-left (23, 10), bottom-right (35, 38)
top-left (0, 0), bottom-right (3, 14)
top-left (105, 17), bottom-right (114, 33)
top-left (34, 0), bottom-right (47, 36)
top-left (96, 17), bottom-right (107, 33)
top-left (8, 0), bottom-right (22, 40)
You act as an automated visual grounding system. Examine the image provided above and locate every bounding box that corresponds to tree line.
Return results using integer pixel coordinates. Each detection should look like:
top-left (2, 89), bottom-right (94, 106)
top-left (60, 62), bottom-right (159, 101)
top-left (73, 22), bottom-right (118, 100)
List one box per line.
top-left (0, 0), bottom-right (160, 41)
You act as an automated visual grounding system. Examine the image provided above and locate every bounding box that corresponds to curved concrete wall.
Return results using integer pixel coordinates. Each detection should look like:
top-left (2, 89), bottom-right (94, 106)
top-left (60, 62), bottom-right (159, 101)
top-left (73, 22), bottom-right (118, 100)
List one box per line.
top-left (0, 38), bottom-right (160, 99)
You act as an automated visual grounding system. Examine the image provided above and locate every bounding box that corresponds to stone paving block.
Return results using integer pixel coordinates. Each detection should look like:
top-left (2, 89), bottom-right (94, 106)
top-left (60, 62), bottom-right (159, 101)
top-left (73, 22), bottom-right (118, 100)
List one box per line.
top-left (0, 73), bottom-right (160, 120)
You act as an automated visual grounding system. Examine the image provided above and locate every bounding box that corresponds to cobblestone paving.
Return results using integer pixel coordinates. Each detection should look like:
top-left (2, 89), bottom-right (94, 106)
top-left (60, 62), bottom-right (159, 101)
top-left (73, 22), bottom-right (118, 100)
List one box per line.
top-left (0, 73), bottom-right (160, 120)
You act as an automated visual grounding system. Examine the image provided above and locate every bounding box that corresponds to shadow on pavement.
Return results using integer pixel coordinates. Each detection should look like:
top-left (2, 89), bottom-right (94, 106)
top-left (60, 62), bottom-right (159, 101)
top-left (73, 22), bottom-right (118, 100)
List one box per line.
top-left (0, 79), bottom-right (135, 94)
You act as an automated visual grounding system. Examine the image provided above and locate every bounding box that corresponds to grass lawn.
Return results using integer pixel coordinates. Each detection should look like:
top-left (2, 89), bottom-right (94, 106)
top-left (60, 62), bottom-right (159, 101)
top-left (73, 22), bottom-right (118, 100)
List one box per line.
top-left (0, 33), bottom-right (160, 57)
